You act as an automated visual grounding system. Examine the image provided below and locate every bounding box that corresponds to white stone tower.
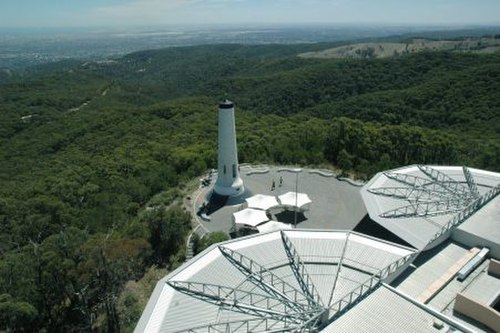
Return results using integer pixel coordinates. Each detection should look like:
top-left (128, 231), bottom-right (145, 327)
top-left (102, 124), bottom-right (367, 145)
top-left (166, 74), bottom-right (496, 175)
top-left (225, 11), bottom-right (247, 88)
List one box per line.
top-left (214, 100), bottom-right (244, 197)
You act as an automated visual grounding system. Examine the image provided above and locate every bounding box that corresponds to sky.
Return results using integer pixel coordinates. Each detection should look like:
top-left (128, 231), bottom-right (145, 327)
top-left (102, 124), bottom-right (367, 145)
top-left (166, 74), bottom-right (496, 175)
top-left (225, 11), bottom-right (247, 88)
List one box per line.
top-left (1, 0), bottom-right (500, 28)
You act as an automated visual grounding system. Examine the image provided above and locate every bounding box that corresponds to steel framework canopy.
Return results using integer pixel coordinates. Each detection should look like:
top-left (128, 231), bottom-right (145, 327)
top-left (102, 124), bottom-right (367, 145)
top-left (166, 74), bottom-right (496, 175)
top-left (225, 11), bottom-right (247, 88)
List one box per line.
top-left (361, 165), bottom-right (500, 250)
top-left (135, 230), bottom-right (416, 332)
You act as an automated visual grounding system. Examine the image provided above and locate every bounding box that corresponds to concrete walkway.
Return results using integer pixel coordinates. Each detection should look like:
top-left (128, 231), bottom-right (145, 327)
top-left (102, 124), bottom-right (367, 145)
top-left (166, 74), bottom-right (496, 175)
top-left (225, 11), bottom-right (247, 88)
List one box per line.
top-left (189, 166), bottom-right (367, 236)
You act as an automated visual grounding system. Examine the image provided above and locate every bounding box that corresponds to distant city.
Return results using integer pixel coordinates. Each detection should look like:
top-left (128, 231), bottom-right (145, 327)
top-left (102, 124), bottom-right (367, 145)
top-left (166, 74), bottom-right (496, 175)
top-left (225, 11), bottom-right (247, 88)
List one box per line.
top-left (1, 24), bottom-right (499, 69)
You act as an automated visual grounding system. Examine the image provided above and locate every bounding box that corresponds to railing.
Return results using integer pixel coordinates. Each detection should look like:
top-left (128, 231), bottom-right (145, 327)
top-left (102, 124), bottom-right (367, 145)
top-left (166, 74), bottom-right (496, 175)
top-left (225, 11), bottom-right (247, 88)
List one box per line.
top-left (426, 184), bottom-right (500, 247)
top-left (174, 317), bottom-right (295, 333)
top-left (328, 252), bottom-right (416, 320)
top-left (173, 310), bottom-right (325, 333)
top-left (378, 255), bottom-right (415, 280)
top-left (329, 273), bottom-right (380, 318)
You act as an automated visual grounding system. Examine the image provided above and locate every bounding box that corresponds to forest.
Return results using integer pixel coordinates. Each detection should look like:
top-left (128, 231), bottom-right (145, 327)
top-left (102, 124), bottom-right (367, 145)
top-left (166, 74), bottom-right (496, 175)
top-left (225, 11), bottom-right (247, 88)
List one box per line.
top-left (0, 40), bottom-right (499, 332)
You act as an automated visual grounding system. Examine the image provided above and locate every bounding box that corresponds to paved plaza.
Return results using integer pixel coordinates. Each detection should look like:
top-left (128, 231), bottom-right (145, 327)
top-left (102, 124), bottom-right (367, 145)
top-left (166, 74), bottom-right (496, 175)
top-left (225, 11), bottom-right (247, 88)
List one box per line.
top-left (190, 165), bottom-right (367, 236)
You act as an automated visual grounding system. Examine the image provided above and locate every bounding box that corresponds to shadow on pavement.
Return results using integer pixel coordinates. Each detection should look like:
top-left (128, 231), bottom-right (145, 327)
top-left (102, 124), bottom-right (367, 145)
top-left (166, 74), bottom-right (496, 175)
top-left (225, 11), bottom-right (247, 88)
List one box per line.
top-left (204, 188), bottom-right (255, 215)
top-left (205, 192), bottom-right (228, 215)
top-left (275, 210), bottom-right (307, 225)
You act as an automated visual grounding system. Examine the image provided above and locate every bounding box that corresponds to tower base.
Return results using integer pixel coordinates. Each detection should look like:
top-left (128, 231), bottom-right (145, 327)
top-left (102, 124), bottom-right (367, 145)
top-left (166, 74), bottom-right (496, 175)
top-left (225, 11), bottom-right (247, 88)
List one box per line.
top-left (214, 178), bottom-right (244, 197)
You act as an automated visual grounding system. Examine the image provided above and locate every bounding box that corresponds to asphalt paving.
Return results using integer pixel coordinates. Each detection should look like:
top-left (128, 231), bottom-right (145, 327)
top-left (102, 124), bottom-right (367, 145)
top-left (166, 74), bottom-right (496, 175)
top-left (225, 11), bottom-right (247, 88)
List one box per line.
top-left (193, 166), bottom-right (367, 236)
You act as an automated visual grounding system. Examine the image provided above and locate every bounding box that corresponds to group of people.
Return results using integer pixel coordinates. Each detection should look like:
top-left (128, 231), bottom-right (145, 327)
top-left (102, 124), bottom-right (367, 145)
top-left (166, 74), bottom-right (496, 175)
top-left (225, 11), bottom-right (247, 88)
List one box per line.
top-left (271, 176), bottom-right (283, 191)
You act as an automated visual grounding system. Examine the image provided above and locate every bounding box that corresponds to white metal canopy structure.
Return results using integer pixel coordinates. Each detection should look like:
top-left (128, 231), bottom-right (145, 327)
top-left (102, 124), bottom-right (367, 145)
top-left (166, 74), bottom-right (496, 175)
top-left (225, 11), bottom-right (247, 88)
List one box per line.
top-left (278, 192), bottom-right (312, 210)
top-left (361, 165), bottom-right (500, 250)
top-left (232, 208), bottom-right (269, 227)
top-left (245, 194), bottom-right (280, 211)
top-left (135, 230), bottom-right (417, 333)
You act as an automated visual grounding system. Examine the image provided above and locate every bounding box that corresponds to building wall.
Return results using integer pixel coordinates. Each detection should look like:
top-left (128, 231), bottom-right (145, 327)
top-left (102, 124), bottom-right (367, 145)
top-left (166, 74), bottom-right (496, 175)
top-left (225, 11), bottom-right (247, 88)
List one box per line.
top-left (454, 293), bottom-right (500, 333)
top-left (452, 228), bottom-right (500, 259)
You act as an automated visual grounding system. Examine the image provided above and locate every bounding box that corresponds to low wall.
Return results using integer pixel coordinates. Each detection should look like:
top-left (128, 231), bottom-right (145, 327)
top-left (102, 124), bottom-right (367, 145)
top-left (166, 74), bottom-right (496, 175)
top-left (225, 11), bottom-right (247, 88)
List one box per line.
top-left (488, 259), bottom-right (500, 276)
top-left (308, 169), bottom-right (335, 177)
top-left (336, 176), bottom-right (365, 187)
top-left (454, 293), bottom-right (500, 333)
top-left (246, 168), bottom-right (270, 175)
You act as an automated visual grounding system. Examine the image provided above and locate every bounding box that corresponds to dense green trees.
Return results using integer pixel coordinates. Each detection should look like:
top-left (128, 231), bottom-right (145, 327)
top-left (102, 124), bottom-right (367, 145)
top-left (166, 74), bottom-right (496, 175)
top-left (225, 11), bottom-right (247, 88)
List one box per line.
top-left (193, 232), bottom-right (230, 255)
top-left (322, 117), bottom-right (462, 176)
top-left (143, 206), bottom-right (191, 265)
top-left (0, 225), bottom-right (153, 332)
top-left (0, 294), bottom-right (37, 332)
top-left (0, 42), bottom-right (498, 331)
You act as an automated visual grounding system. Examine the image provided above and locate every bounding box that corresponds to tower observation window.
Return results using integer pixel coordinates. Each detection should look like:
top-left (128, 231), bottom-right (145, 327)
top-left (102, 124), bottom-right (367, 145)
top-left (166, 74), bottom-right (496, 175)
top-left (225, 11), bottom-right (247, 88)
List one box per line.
top-left (232, 164), bottom-right (236, 178)
top-left (224, 165), bottom-right (226, 174)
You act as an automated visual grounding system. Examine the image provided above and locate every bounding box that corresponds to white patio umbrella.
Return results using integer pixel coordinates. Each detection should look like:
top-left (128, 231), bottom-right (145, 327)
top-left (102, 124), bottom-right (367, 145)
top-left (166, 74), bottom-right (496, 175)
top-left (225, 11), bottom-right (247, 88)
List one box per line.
top-left (245, 194), bottom-right (280, 211)
top-left (233, 208), bottom-right (269, 228)
top-left (278, 192), bottom-right (312, 211)
top-left (256, 221), bottom-right (293, 233)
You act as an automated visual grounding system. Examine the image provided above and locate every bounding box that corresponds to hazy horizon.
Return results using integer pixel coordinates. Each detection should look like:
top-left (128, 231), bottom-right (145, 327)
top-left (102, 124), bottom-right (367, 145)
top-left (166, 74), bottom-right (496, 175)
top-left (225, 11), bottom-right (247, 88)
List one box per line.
top-left (1, 23), bottom-right (498, 40)
top-left (2, 0), bottom-right (500, 29)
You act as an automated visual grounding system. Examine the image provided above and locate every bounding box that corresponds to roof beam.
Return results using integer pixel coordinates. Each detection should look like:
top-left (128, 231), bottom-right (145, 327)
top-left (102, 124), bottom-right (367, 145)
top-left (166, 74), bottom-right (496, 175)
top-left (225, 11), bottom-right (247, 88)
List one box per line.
top-left (218, 246), bottom-right (314, 312)
top-left (369, 186), bottom-right (451, 202)
top-left (380, 201), bottom-right (465, 218)
top-left (368, 186), bottom-right (415, 199)
top-left (172, 317), bottom-right (297, 333)
top-left (462, 166), bottom-right (480, 198)
top-left (327, 233), bottom-right (350, 306)
top-left (171, 308), bottom-right (326, 333)
top-left (167, 281), bottom-right (309, 323)
top-left (384, 172), bottom-right (433, 188)
top-left (417, 165), bottom-right (471, 198)
top-left (280, 231), bottom-right (324, 307)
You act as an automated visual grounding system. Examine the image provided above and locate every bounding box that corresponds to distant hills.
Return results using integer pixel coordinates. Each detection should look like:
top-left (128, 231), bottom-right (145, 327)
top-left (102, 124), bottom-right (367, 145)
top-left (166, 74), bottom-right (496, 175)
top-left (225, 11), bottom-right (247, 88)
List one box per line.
top-left (299, 36), bottom-right (500, 59)
top-left (1, 25), bottom-right (499, 69)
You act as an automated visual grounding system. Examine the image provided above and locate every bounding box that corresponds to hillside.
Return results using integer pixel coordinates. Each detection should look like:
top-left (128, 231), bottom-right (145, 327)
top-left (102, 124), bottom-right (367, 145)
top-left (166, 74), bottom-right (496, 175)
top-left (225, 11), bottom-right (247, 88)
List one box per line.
top-left (0, 42), bottom-right (499, 332)
top-left (299, 36), bottom-right (500, 59)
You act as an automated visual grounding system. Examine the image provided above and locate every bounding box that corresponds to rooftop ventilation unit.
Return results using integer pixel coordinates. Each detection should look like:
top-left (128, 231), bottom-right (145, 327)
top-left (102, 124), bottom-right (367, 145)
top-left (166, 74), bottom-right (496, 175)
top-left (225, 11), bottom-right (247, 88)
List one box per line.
top-left (457, 247), bottom-right (489, 281)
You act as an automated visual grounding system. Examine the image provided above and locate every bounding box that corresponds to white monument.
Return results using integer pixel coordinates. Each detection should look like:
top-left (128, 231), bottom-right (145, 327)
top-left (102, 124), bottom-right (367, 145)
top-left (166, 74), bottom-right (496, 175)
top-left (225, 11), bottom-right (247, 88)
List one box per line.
top-left (214, 100), bottom-right (244, 197)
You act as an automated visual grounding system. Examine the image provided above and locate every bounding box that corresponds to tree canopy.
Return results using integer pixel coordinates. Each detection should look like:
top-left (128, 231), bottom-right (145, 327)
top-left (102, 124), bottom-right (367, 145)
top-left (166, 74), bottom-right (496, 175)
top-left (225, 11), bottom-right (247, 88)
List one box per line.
top-left (0, 41), bottom-right (498, 332)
